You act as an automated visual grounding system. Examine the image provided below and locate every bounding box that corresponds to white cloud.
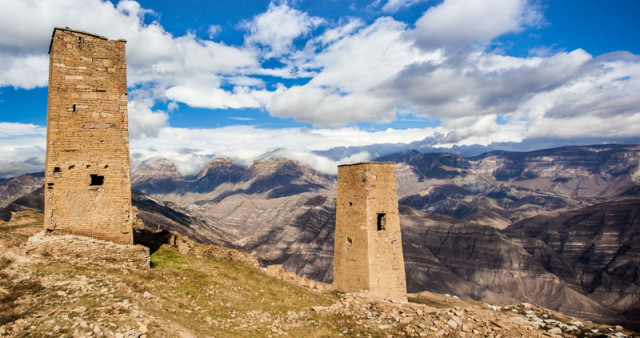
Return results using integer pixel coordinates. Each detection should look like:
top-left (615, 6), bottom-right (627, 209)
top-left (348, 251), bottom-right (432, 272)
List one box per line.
top-left (412, 0), bottom-right (542, 48)
top-left (385, 49), bottom-right (592, 118)
top-left (208, 25), bottom-right (222, 39)
top-left (268, 85), bottom-right (397, 127)
top-left (381, 0), bottom-right (425, 13)
top-left (165, 79), bottom-right (271, 110)
top-left (243, 1), bottom-right (324, 58)
top-left (0, 122), bottom-right (46, 138)
top-left (259, 149), bottom-right (372, 175)
top-left (268, 17), bottom-right (439, 126)
top-left (127, 99), bottom-right (169, 138)
top-left (0, 146), bottom-right (45, 178)
top-left (0, 0), bottom-right (263, 112)
top-left (0, 123), bottom-right (46, 178)
top-left (0, 0), bottom-right (639, 158)
top-left (0, 52), bottom-right (48, 89)
top-left (130, 125), bottom-right (441, 174)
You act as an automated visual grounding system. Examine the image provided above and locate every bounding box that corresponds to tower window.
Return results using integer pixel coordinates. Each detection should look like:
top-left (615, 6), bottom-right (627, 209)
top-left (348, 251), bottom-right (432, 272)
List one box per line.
top-left (377, 213), bottom-right (386, 231)
top-left (90, 174), bottom-right (104, 186)
top-left (53, 167), bottom-right (61, 173)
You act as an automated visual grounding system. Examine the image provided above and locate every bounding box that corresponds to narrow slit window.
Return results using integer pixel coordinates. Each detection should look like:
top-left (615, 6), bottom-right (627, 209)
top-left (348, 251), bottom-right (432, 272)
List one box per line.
top-left (72, 104), bottom-right (76, 112)
top-left (377, 213), bottom-right (386, 231)
top-left (53, 167), bottom-right (61, 173)
top-left (77, 36), bottom-right (84, 45)
top-left (90, 174), bottom-right (104, 186)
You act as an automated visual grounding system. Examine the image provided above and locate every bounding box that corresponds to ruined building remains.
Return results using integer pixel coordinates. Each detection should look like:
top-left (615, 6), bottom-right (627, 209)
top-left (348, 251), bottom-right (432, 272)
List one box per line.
top-left (44, 28), bottom-right (133, 244)
top-left (333, 162), bottom-right (407, 300)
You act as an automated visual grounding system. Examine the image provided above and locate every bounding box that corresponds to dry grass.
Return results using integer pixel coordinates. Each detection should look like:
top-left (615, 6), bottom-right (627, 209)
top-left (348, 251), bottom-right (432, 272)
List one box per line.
top-left (0, 213), bottom-right (385, 336)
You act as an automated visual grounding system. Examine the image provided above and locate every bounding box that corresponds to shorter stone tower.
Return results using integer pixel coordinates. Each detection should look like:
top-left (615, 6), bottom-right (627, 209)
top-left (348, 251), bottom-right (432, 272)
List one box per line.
top-left (333, 162), bottom-right (407, 300)
top-left (44, 28), bottom-right (133, 244)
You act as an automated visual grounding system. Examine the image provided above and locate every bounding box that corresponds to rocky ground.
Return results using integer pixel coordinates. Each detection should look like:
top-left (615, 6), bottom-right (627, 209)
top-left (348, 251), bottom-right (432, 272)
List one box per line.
top-left (1, 212), bottom-right (637, 337)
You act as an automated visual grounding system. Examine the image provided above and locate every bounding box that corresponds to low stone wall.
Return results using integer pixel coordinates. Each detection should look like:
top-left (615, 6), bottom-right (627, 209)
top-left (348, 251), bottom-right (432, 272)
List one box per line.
top-left (24, 231), bottom-right (150, 268)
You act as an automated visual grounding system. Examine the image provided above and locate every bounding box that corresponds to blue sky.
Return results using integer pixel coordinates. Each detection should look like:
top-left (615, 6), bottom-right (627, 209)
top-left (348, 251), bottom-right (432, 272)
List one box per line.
top-left (0, 0), bottom-right (639, 177)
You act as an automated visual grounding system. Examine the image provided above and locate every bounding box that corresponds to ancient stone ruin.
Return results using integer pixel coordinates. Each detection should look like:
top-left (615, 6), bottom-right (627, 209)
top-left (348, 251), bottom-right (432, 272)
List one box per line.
top-left (44, 27), bottom-right (133, 245)
top-left (333, 162), bottom-right (407, 300)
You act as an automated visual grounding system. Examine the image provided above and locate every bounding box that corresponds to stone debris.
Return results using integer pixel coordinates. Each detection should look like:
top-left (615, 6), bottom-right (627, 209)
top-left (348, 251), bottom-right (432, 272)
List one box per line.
top-left (312, 293), bottom-right (637, 337)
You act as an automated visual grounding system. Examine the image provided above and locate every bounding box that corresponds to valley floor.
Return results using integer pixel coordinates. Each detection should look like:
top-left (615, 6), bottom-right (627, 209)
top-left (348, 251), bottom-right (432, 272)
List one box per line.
top-left (1, 213), bottom-right (636, 337)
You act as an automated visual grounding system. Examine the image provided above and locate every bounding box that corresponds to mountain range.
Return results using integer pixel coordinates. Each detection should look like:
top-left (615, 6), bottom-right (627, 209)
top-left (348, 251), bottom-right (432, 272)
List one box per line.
top-left (1, 144), bottom-right (639, 329)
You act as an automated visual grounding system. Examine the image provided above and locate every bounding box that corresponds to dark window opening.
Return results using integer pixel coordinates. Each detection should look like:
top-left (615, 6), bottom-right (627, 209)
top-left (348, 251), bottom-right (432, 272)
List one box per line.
top-left (72, 104), bottom-right (76, 112)
top-left (77, 36), bottom-right (84, 45)
top-left (90, 174), bottom-right (104, 186)
top-left (86, 165), bottom-right (91, 168)
top-left (68, 165), bottom-right (75, 170)
top-left (103, 165), bottom-right (108, 169)
top-left (377, 213), bottom-right (386, 231)
top-left (47, 183), bottom-right (54, 189)
top-left (348, 202), bottom-right (353, 207)
top-left (95, 89), bottom-right (106, 92)
top-left (347, 237), bottom-right (352, 245)
top-left (53, 167), bottom-right (61, 173)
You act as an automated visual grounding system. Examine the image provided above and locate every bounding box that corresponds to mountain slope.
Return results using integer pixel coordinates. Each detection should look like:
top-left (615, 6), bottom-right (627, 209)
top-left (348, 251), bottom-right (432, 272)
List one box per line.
top-left (507, 199), bottom-right (640, 327)
top-left (0, 173), bottom-right (44, 208)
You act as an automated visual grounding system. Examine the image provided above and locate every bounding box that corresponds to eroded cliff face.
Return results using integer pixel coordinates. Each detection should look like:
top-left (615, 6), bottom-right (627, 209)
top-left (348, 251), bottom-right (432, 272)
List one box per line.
top-left (388, 145), bottom-right (640, 228)
top-left (507, 199), bottom-right (640, 324)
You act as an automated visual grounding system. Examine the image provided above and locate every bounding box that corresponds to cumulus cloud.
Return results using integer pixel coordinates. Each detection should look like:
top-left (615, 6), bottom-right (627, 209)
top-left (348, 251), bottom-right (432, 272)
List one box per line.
top-left (268, 85), bottom-right (397, 127)
top-left (412, 0), bottom-right (542, 48)
top-left (0, 0), bottom-right (263, 112)
top-left (165, 79), bottom-right (271, 110)
top-left (0, 147), bottom-right (45, 178)
top-left (0, 52), bottom-right (48, 89)
top-left (385, 49), bottom-right (592, 118)
top-left (243, 1), bottom-right (324, 58)
top-left (268, 17), bottom-right (438, 126)
top-left (127, 99), bottom-right (169, 138)
top-left (129, 125), bottom-right (441, 175)
top-left (0, 123), bottom-right (46, 178)
top-left (381, 0), bottom-right (426, 13)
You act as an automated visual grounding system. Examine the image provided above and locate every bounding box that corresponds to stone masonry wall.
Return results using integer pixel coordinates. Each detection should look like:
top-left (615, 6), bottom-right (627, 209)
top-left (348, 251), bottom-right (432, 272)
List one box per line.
top-left (24, 231), bottom-right (150, 268)
top-left (334, 162), bottom-right (407, 301)
top-left (45, 28), bottom-right (133, 244)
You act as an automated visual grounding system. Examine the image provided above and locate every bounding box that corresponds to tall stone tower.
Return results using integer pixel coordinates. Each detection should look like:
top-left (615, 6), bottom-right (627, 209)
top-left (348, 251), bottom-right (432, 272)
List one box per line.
top-left (44, 27), bottom-right (133, 244)
top-left (333, 162), bottom-right (407, 300)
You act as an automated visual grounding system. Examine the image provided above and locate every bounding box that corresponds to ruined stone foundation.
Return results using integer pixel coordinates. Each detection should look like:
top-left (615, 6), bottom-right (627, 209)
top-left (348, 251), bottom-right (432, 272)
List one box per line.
top-left (333, 162), bottom-right (407, 301)
top-left (44, 28), bottom-right (133, 244)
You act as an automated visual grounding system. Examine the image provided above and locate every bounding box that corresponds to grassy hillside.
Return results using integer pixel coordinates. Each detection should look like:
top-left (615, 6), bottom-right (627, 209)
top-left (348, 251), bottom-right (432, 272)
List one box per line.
top-left (1, 212), bottom-right (636, 337)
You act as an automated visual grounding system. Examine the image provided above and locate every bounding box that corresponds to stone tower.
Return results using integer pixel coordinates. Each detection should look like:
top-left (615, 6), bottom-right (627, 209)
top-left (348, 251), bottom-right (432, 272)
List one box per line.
top-left (333, 162), bottom-right (407, 300)
top-left (44, 27), bottom-right (133, 244)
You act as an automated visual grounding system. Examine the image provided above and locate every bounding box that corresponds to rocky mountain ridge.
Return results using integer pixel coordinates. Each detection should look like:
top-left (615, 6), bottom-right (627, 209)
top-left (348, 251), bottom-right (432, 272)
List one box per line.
top-left (2, 144), bottom-right (639, 328)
